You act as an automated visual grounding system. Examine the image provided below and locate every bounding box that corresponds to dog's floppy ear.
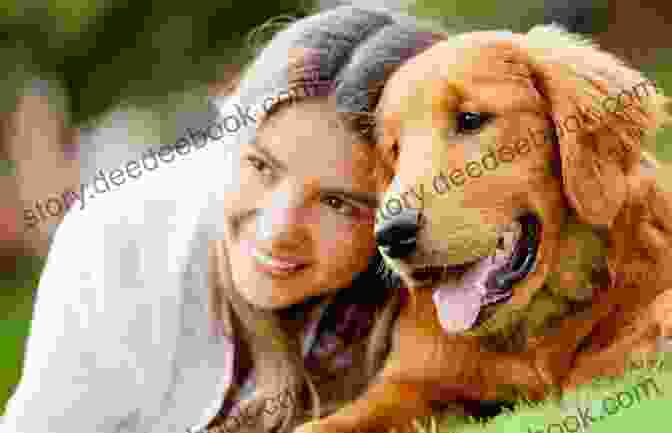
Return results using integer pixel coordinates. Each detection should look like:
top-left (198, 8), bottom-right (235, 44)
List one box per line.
top-left (516, 24), bottom-right (671, 228)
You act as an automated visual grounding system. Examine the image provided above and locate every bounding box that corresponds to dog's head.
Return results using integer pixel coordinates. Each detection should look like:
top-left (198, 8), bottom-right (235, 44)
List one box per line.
top-left (373, 25), bottom-right (670, 336)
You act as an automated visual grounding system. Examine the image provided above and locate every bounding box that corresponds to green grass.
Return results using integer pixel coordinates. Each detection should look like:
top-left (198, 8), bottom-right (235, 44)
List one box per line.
top-left (0, 256), bottom-right (42, 415)
top-left (409, 352), bottom-right (672, 433)
top-left (0, 312), bottom-right (33, 414)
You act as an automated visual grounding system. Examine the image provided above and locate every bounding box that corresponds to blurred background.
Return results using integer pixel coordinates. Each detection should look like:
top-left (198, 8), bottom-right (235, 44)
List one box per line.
top-left (1, 0), bottom-right (671, 414)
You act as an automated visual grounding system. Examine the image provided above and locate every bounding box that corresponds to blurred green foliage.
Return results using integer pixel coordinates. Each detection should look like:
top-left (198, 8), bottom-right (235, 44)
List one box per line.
top-left (0, 0), bottom-right (317, 125)
top-left (647, 54), bottom-right (672, 160)
top-left (411, 0), bottom-right (607, 33)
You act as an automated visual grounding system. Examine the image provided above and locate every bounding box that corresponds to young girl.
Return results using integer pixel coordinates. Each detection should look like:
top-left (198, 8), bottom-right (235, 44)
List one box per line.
top-left (0, 7), bottom-right (446, 433)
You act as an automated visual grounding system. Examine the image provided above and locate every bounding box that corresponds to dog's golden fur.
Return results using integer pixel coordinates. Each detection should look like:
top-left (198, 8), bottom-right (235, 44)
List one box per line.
top-left (295, 25), bottom-right (672, 433)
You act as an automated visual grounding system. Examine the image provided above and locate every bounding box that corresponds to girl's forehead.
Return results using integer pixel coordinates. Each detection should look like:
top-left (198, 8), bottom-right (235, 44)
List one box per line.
top-left (291, 142), bottom-right (376, 190)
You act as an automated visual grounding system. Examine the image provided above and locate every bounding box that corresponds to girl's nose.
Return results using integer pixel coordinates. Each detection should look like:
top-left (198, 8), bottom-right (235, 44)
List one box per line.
top-left (256, 183), bottom-right (313, 244)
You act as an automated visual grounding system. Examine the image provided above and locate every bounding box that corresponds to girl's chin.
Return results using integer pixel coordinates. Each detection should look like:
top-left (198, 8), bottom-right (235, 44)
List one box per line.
top-left (239, 289), bottom-right (308, 309)
top-left (235, 275), bottom-right (321, 310)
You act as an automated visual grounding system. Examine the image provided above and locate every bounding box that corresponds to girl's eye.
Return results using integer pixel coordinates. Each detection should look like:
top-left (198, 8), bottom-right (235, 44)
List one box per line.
top-left (246, 155), bottom-right (274, 179)
top-left (456, 112), bottom-right (494, 134)
top-left (323, 196), bottom-right (356, 216)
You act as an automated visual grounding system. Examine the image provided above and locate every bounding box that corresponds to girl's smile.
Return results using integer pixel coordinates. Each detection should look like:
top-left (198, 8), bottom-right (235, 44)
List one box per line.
top-left (251, 245), bottom-right (311, 277)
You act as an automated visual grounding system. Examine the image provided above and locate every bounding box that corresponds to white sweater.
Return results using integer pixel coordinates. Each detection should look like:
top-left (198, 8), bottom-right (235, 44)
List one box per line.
top-left (1, 112), bottom-right (241, 433)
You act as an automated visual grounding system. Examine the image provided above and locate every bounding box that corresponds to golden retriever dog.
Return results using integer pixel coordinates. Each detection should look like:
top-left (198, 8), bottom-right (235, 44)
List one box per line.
top-left (295, 24), bottom-right (672, 433)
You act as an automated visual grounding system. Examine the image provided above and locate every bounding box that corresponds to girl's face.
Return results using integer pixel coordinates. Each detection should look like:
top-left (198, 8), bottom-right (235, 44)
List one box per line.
top-left (223, 98), bottom-right (379, 309)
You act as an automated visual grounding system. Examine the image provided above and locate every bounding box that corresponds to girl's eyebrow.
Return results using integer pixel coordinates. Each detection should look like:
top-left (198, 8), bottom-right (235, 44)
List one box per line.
top-left (250, 138), bottom-right (288, 171)
top-left (320, 187), bottom-right (379, 208)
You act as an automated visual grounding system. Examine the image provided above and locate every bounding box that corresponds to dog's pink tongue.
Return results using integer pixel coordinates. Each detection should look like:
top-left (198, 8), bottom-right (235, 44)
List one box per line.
top-left (432, 255), bottom-right (509, 333)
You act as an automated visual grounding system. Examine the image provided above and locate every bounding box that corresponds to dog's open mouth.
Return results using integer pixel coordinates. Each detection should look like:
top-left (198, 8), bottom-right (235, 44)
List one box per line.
top-left (413, 214), bottom-right (540, 334)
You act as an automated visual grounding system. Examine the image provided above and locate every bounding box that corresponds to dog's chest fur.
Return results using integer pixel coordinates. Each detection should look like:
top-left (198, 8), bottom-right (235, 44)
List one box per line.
top-left (480, 213), bottom-right (610, 353)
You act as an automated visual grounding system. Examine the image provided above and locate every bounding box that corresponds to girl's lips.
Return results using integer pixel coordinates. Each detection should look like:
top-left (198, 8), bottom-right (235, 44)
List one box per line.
top-left (251, 247), bottom-right (310, 274)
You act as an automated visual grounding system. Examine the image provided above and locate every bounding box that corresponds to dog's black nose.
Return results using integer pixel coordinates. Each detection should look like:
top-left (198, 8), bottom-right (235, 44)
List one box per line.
top-left (375, 208), bottom-right (420, 258)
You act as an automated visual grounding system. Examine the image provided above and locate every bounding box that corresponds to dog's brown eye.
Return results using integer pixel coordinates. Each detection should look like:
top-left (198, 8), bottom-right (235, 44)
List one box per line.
top-left (456, 112), bottom-right (493, 133)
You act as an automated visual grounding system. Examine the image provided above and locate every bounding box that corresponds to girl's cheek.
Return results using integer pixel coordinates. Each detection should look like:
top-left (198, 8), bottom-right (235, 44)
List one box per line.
top-left (295, 207), bottom-right (321, 224)
top-left (332, 209), bottom-right (375, 232)
top-left (352, 207), bottom-right (376, 223)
